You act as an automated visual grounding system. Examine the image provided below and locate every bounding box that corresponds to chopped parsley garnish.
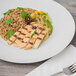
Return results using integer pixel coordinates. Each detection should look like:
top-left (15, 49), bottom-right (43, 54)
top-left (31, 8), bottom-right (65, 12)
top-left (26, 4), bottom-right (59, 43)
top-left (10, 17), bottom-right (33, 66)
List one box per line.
top-left (31, 30), bottom-right (36, 37)
top-left (17, 7), bottom-right (23, 9)
top-left (21, 11), bottom-right (30, 19)
top-left (7, 30), bottom-right (14, 40)
top-left (5, 19), bottom-right (12, 25)
top-left (3, 10), bottom-right (11, 15)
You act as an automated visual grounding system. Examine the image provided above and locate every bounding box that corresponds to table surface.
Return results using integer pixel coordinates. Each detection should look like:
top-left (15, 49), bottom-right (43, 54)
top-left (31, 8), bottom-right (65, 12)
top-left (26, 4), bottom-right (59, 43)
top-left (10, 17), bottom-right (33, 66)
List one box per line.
top-left (0, 0), bottom-right (76, 76)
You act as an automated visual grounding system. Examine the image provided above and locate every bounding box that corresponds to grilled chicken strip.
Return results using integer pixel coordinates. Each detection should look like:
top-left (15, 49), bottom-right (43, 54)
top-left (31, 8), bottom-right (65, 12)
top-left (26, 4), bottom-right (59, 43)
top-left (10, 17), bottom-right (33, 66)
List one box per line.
top-left (13, 39), bottom-right (27, 47)
top-left (24, 38), bottom-right (36, 50)
top-left (33, 30), bottom-right (47, 49)
top-left (7, 32), bottom-right (20, 45)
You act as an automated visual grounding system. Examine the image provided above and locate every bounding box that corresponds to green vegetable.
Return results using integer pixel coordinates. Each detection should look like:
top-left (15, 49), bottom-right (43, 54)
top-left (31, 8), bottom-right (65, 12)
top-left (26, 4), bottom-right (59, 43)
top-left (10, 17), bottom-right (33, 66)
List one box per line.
top-left (3, 10), bottom-right (11, 15)
top-left (31, 30), bottom-right (36, 37)
top-left (43, 16), bottom-right (47, 23)
top-left (44, 24), bottom-right (46, 26)
top-left (40, 12), bottom-right (48, 16)
top-left (17, 7), bottom-right (23, 9)
top-left (42, 14), bottom-right (53, 35)
top-left (21, 11), bottom-right (30, 19)
top-left (7, 30), bottom-right (14, 40)
top-left (46, 20), bottom-right (53, 35)
top-left (26, 14), bottom-right (30, 18)
top-left (47, 15), bottom-right (51, 21)
top-left (5, 19), bottom-right (12, 25)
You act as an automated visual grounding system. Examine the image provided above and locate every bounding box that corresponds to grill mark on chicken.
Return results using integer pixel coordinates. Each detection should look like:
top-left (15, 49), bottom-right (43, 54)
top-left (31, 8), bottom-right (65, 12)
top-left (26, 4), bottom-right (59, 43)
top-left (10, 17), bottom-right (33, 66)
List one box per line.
top-left (19, 40), bottom-right (27, 43)
top-left (17, 37), bottom-right (22, 40)
top-left (21, 32), bottom-right (26, 35)
top-left (20, 32), bottom-right (26, 35)
top-left (27, 37), bottom-right (30, 38)
top-left (18, 31), bottom-right (21, 33)
top-left (13, 35), bottom-right (17, 37)
top-left (28, 31), bottom-right (31, 33)
top-left (14, 34), bottom-right (25, 40)
top-left (29, 42), bottom-right (33, 45)
top-left (38, 27), bottom-right (43, 30)
top-left (9, 40), bottom-right (13, 42)
top-left (23, 27), bottom-right (28, 30)
top-left (37, 37), bottom-right (42, 40)
top-left (35, 32), bottom-right (39, 35)
top-left (18, 31), bottom-right (26, 35)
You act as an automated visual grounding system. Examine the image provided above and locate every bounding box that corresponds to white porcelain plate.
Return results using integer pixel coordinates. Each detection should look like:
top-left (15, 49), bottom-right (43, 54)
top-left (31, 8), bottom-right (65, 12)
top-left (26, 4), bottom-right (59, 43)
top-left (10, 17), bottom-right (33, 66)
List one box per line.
top-left (0, 0), bottom-right (75, 63)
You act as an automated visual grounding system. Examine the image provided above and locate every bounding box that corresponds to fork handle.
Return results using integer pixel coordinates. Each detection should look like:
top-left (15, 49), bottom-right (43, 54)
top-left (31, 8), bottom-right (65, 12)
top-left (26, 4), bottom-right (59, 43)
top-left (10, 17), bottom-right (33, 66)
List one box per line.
top-left (51, 72), bottom-right (67, 76)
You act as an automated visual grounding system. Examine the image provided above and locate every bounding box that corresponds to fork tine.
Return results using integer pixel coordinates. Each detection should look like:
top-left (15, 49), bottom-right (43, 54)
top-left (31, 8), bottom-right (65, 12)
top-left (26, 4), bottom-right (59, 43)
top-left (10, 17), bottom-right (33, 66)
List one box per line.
top-left (70, 68), bottom-right (76, 73)
top-left (68, 64), bottom-right (76, 73)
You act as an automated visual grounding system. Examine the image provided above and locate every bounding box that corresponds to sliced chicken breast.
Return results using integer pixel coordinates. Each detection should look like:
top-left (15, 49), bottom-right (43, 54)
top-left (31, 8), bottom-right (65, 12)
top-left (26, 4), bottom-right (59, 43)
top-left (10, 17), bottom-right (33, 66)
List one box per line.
top-left (24, 23), bottom-right (44, 50)
top-left (14, 25), bottom-right (36, 48)
top-left (33, 30), bottom-right (47, 49)
top-left (24, 38), bottom-right (36, 50)
top-left (8, 22), bottom-right (47, 50)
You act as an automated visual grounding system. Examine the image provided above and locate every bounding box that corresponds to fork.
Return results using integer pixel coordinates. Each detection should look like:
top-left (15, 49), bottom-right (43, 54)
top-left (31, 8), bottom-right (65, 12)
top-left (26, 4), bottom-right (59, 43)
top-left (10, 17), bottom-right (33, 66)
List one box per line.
top-left (51, 63), bottom-right (76, 76)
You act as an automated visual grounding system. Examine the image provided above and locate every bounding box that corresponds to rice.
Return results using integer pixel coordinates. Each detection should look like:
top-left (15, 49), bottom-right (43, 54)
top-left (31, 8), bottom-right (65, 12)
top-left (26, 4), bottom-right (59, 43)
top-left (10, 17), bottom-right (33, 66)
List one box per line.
top-left (0, 8), bottom-right (35, 40)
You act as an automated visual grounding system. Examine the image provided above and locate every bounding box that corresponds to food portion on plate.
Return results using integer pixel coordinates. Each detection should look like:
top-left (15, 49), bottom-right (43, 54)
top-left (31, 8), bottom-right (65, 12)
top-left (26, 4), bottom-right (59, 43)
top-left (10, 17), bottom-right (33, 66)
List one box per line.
top-left (0, 7), bottom-right (53, 50)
